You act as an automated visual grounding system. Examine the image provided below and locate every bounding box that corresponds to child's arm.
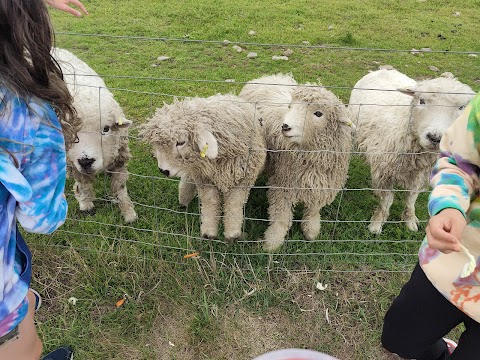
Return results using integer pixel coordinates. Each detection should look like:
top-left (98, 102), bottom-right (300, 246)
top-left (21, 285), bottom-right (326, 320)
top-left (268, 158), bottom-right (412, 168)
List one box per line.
top-left (427, 94), bottom-right (480, 252)
top-left (15, 116), bottom-right (68, 235)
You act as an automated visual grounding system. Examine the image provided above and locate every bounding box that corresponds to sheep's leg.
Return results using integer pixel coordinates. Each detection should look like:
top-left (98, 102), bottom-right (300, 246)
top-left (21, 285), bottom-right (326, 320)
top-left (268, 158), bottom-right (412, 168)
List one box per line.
top-left (369, 191), bottom-right (394, 234)
top-left (402, 190), bottom-right (420, 231)
top-left (178, 175), bottom-right (197, 208)
top-left (223, 186), bottom-right (250, 243)
top-left (111, 167), bottom-right (137, 223)
top-left (198, 185), bottom-right (221, 239)
top-left (73, 178), bottom-right (96, 215)
top-left (301, 204), bottom-right (321, 241)
top-left (263, 190), bottom-right (293, 252)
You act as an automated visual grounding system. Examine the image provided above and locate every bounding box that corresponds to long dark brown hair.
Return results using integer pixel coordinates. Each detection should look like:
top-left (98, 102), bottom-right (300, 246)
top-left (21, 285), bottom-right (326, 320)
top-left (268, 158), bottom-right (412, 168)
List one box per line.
top-left (0, 0), bottom-right (80, 149)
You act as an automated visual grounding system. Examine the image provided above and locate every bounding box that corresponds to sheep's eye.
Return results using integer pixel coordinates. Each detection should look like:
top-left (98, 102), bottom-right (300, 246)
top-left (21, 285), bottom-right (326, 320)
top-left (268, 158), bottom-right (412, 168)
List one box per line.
top-left (313, 110), bottom-right (323, 117)
top-left (459, 105), bottom-right (465, 111)
top-left (419, 98), bottom-right (426, 105)
top-left (176, 140), bottom-right (186, 147)
top-left (102, 125), bottom-right (110, 133)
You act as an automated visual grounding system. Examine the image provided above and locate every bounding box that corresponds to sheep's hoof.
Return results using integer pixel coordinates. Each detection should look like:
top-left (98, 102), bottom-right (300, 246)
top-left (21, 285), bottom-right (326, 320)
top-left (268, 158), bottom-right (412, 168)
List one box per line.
top-left (263, 239), bottom-right (284, 252)
top-left (302, 229), bottom-right (320, 241)
top-left (80, 208), bottom-right (96, 216)
top-left (123, 211), bottom-right (138, 223)
top-left (406, 220), bottom-right (419, 232)
top-left (225, 232), bottom-right (247, 244)
top-left (201, 233), bottom-right (217, 240)
top-left (225, 237), bottom-right (238, 244)
top-left (368, 222), bottom-right (383, 234)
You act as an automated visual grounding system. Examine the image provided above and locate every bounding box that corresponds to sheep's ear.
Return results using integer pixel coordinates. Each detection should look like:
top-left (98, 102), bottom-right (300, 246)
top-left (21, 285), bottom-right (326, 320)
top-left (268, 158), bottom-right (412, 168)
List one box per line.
top-left (338, 108), bottom-right (356, 130)
top-left (397, 86), bottom-right (417, 96)
top-left (116, 118), bottom-right (133, 128)
top-left (196, 130), bottom-right (218, 159)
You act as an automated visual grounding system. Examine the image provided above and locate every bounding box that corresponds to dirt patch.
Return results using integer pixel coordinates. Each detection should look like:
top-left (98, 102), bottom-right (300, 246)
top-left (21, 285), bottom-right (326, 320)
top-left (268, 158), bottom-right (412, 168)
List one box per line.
top-left (149, 270), bottom-right (409, 359)
top-left (152, 303), bottom-right (197, 360)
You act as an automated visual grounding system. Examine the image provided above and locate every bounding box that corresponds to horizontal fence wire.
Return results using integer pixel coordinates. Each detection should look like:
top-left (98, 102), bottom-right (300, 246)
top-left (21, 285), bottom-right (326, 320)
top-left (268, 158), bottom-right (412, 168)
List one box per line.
top-left (56, 32), bottom-right (480, 55)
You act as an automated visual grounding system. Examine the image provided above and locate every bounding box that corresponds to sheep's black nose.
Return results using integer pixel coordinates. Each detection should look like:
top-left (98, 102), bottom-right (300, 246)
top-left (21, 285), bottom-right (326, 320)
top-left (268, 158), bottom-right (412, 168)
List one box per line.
top-left (427, 133), bottom-right (441, 145)
top-left (78, 157), bottom-right (95, 169)
top-left (159, 168), bottom-right (170, 177)
top-left (281, 123), bottom-right (291, 132)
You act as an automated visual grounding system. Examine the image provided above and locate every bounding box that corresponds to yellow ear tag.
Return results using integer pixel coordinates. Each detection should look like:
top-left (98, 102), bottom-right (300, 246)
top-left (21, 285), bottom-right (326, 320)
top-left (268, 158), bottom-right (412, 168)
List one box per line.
top-left (117, 118), bottom-right (124, 126)
top-left (200, 143), bottom-right (208, 158)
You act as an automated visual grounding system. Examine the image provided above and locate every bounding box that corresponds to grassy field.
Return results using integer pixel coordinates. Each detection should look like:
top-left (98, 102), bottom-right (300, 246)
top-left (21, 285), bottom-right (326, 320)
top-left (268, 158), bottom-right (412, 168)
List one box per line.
top-left (28, 1), bottom-right (480, 359)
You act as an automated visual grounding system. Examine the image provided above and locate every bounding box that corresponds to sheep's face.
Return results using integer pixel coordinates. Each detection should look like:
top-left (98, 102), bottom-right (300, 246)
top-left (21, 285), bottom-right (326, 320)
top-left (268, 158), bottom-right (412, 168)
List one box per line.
top-left (411, 94), bottom-right (468, 150)
top-left (151, 131), bottom-right (192, 178)
top-left (148, 125), bottom-right (219, 178)
top-left (68, 115), bottom-right (132, 175)
top-left (282, 99), bottom-right (331, 145)
top-left (282, 87), bottom-right (339, 144)
top-left (400, 79), bottom-right (473, 150)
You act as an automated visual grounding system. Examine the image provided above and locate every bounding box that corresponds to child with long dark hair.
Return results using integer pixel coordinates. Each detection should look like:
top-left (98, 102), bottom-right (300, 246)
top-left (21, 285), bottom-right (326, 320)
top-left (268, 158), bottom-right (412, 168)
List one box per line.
top-left (0, 0), bottom-right (86, 359)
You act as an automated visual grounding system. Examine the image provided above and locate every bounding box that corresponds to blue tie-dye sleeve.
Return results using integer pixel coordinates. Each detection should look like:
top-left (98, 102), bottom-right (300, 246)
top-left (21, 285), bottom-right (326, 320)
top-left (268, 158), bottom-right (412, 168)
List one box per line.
top-left (15, 102), bottom-right (68, 234)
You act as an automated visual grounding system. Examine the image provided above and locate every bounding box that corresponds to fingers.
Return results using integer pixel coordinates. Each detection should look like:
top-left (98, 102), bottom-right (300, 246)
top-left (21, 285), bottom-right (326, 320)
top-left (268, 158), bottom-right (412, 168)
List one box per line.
top-left (57, 3), bottom-right (82, 17)
top-left (69, 0), bottom-right (89, 16)
top-left (426, 225), bottom-right (461, 253)
top-left (50, 0), bottom-right (89, 17)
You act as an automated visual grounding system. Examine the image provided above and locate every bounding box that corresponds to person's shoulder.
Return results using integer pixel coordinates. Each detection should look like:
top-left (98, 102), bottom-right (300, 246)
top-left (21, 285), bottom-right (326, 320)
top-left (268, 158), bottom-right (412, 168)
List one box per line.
top-left (28, 95), bottom-right (62, 129)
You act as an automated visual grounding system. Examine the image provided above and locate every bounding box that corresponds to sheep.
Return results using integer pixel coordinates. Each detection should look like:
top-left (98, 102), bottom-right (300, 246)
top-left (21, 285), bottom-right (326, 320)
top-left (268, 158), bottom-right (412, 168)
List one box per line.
top-left (139, 94), bottom-right (266, 243)
top-left (52, 48), bottom-right (137, 223)
top-left (349, 69), bottom-right (474, 234)
top-left (239, 73), bottom-right (355, 251)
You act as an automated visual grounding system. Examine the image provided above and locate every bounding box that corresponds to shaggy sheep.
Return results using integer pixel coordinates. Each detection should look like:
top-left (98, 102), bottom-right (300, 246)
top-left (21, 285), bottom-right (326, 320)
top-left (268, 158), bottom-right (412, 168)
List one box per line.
top-left (349, 69), bottom-right (474, 234)
top-left (52, 48), bottom-right (137, 223)
top-left (139, 94), bottom-right (266, 243)
top-left (240, 73), bottom-right (354, 251)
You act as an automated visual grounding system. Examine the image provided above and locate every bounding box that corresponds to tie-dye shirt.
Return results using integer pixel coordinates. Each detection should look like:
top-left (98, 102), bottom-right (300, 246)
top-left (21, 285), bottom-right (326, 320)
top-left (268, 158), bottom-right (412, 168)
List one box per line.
top-left (419, 92), bottom-right (480, 323)
top-left (0, 86), bottom-right (67, 337)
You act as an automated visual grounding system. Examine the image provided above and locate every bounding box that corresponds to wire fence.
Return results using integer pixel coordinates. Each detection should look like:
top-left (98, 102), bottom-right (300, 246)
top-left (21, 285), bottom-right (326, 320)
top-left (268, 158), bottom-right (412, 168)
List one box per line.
top-left (36, 32), bottom-right (479, 275)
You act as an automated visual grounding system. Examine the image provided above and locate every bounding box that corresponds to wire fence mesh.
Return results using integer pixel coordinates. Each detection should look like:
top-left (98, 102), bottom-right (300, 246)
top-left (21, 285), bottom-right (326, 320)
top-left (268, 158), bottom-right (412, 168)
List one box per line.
top-left (32, 31), bottom-right (479, 277)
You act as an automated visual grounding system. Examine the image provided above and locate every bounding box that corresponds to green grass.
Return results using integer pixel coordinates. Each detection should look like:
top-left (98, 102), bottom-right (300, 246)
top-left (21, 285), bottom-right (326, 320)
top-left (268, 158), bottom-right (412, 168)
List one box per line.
top-left (27, 1), bottom-right (480, 358)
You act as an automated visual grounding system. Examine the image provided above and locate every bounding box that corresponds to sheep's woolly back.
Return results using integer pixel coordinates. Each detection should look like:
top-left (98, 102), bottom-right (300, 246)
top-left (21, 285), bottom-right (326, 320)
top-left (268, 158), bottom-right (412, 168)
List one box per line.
top-left (140, 94), bottom-right (266, 193)
top-left (269, 85), bottom-right (352, 206)
top-left (239, 73), bottom-right (296, 145)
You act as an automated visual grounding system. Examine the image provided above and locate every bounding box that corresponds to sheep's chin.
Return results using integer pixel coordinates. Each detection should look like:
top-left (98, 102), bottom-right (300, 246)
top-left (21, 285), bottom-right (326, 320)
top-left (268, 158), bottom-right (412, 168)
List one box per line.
top-left (75, 166), bottom-right (100, 176)
top-left (419, 140), bottom-right (440, 151)
top-left (284, 135), bottom-right (303, 144)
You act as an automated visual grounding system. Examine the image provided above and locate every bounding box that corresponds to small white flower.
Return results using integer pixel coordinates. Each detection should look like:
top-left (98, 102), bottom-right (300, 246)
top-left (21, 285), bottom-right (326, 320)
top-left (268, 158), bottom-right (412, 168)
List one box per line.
top-left (316, 282), bottom-right (328, 291)
top-left (68, 297), bottom-right (78, 306)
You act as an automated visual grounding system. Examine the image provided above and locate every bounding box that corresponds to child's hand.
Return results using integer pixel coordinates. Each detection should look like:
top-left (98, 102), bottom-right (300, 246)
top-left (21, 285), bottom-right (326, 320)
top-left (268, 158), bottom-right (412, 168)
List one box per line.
top-left (426, 208), bottom-right (466, 254)
top-left (45, 0), bottom-right (88, 17)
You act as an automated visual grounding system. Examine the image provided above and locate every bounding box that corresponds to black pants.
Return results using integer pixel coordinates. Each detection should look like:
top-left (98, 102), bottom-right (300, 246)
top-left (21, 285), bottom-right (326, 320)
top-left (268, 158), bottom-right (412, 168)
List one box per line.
top-left (381, 263), bottom-right (480, 360)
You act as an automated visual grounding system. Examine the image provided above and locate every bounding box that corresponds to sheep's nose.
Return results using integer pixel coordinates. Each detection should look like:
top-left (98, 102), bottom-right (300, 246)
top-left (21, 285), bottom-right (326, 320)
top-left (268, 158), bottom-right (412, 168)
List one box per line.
top-left (427, 133), bottom-right (441, 145)
top-left (78, 157), bottom-right (95, 169)
top-left (159, 168), bottom-right (170, 177)
top-left (281, 123), bottom-right (291, 132)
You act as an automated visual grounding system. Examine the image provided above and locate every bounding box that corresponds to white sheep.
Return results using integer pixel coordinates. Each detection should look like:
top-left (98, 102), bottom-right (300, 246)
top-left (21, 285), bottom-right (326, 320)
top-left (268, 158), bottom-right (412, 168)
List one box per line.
top-left (139, 94), bottom-right (266, 243)
top-left (349, 69), bottom-right (474, 234)
top-left (240, 73), bottom-right (354, 251)
top-left (52, 48), bottom-right (137, 223)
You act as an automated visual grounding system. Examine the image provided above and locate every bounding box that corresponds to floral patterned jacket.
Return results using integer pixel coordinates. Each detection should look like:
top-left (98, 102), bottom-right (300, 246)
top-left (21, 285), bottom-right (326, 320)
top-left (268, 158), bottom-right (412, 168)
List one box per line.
top-left (420, 92), bottom-right (480, 323)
